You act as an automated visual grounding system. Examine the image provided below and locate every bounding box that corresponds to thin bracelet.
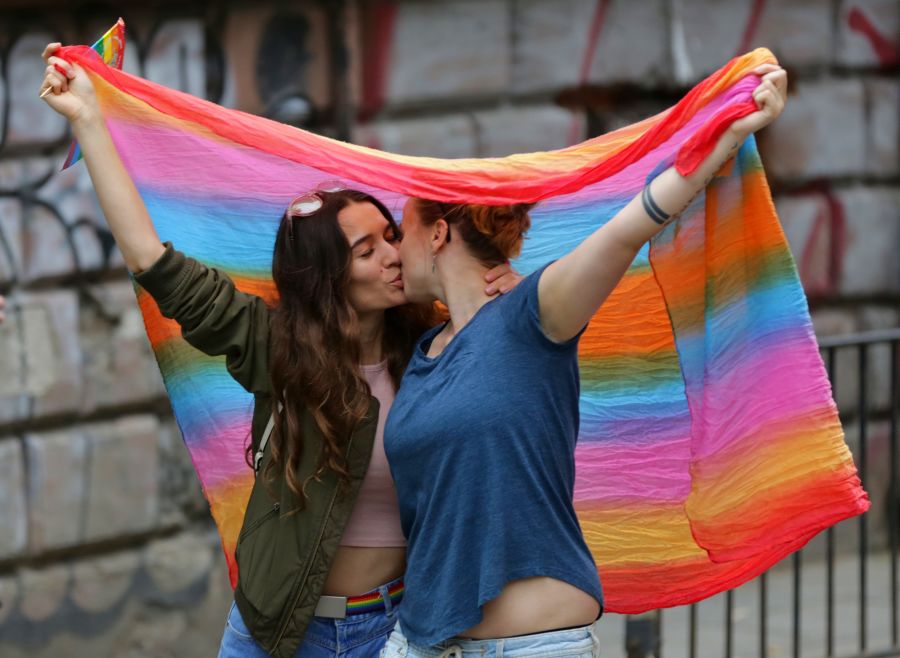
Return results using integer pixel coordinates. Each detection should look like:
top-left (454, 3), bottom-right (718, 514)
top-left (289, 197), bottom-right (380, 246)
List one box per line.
top-left (641, 183), bottom-right (673, 225)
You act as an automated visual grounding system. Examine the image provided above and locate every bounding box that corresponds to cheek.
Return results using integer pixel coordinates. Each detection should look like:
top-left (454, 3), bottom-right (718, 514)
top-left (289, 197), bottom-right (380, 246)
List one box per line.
top-left (399, 236), bottom-right (425, 272)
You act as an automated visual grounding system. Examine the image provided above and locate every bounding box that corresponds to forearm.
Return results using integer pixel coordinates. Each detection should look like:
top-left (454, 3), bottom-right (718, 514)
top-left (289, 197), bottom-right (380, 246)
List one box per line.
top-left (71, 113), bottom-right (165, 272)
top-left (607, 126), bottom-right (745, 250)
top-left (538, 127), bottom-right (746, 342)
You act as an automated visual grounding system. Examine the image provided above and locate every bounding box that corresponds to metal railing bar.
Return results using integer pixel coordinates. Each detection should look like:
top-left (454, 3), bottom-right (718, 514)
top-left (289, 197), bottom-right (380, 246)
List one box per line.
top-left (760, 571), bottom-right (768, 658)
top-left (726, 589), bottom-right (734, 658)
top-left (793, 551), bottom-right (802, 658)
top-left (859, 343), bottom-right (869, 653)
top-left (891, 340), bottom-right (899, 646)
top-left (818, 329), bottom-right (900, 349)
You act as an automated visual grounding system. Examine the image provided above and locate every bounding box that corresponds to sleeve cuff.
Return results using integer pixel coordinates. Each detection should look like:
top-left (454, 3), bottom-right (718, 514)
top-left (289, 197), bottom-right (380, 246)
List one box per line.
top-left (132, 242), bottom-right (194, 303)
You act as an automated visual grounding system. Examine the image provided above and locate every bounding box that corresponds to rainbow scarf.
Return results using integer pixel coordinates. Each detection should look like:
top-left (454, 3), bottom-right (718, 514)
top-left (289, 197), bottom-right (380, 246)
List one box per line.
top-left (58, 33), bottom-right (868, 614)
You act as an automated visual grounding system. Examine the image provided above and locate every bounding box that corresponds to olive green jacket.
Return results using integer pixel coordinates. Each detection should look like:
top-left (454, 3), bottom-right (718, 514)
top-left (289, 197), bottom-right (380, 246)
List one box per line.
top-left (135, 243), bottom-right (379, 658)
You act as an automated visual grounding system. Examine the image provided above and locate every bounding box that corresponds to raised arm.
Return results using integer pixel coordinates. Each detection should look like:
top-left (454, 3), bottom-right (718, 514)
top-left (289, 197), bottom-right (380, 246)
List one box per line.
top-left (40, 43), bottom-right (164, 273)
top-left (538, 64), bottom-right (788, 343)
top-left (40, 44), bottom-right (270, 394)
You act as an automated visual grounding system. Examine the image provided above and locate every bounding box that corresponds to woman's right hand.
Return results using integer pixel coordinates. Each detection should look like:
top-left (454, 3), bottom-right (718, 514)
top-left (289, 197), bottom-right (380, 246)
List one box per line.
top-left (39, 42), bottom-right (99, 125)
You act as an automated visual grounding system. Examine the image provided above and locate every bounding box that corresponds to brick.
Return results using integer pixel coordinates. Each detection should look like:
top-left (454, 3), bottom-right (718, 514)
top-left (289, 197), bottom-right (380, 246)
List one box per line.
top-left (0, 198), bottom-right (23, 285)
top-left (21, 203), bottom-right (77, 283)
top-left (762, 79), bottom-right (867, 180)
top-left (837, 0), bottom-right (900, 68)
top-left (0, 574), bottom-right (19, 626)
top-left (775, 193), bottom-right (837, 299)
top-left (144, 20), bottom-right (206, 97)
top-left (836, 187), bottom-right (900, 296)
top-left (384, 0), bottom-right (510, 105)
top-left (672, 0), bottom-right (832, 84)
top-left (83, 415), bottom-right (160, 542)
top-left (144, 531), bottom-right (216, 595)
top-left (71, 550), bottom-right (141, 613)
top-left (512, 0), bottom-right (595, 93)
top-left (866, 78), bottom-right (900, 176)
top-left (80, 281), bottom-right (166, 415)
top-left (34, 152), bottom-right (107, 275)
top-left (474, 105), bottom-right (585, 157)
top-left (0, 290), bottom-right (81, 425)
top-left (158, 417), bottom-right (207, 527)
top-left (18, 565), bottom-right (69, 622)
top-left (354, 114), bottom-right (477, 158)
top-left (21, 290), bottom-right (82, 421)
top-left (6, 32), bottom-right (68, 146)
top-left (0, 157), bottom-right (57, 193)
top-left (515, 0), bottom-right (669, 91)
top-left (0, 298), bottom-right (26, 412)
top-left (24, 429), bottom-right (88, 553)
top-left (0, 440), bottom-right (27, 559)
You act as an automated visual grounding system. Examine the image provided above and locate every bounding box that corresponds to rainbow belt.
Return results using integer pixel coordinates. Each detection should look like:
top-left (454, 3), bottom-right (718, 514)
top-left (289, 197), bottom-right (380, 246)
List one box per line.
top-left (324, 580), bottom-right (405, 617)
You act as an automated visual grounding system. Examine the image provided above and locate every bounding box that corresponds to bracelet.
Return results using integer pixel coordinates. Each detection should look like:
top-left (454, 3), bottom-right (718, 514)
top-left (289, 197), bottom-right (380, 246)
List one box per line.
top-left (641, 183), bottom-right (673, 226)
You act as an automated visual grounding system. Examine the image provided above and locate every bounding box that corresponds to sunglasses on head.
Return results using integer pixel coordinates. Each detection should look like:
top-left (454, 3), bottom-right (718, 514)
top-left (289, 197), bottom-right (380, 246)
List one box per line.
top-left (285, 181), bottom-right (345, 241)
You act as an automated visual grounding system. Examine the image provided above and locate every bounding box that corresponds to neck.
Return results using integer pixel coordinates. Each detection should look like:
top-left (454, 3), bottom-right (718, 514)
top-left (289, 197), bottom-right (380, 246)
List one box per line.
top-left (435, 256), bottom-right (494, 337)
top-left (357, 312), bottom-right (385, 365)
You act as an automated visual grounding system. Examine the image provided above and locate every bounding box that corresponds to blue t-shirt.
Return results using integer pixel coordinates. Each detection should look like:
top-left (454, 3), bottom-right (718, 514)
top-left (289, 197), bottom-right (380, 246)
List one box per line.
top-left (384, 264), bottom-right (603, 646)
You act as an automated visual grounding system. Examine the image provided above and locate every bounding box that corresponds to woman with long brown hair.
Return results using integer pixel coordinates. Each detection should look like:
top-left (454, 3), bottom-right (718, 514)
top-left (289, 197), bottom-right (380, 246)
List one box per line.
top-left (38, 43), bottom-right (521, 658)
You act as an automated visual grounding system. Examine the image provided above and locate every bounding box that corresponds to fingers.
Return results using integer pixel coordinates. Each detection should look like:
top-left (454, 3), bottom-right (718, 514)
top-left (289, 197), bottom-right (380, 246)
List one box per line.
top-left (42, 42), bottom-right (61, 61)
top-left (41, 56), bottom-right (74, 96)
top-left (41, 67), bottom-right (67, 96)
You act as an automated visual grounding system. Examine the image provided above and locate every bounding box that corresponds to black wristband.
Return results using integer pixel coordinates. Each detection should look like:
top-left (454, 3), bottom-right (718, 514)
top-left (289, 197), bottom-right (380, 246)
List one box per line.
top-left (641, 184), bottom-right (672, 225)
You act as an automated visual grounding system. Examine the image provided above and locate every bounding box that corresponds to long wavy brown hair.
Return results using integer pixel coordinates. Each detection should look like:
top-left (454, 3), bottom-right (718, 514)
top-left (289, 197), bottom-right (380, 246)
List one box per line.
top-left (254, 190), bottom-right (440, 507)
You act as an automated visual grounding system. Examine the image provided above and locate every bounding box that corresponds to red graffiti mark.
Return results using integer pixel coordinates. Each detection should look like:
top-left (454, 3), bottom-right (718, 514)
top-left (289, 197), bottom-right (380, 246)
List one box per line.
top-left (569, 0), bottom-right (611, 144)
top-left (359, 1), bottom-right (398, 122)
top-left (847, 6), bottom-right (900, 66)
top-left (579, 0), bottom-right (611, 85)
top-left (796, 183), bottom-right (846, 299)
top-left (736, 0), bottom-right (767, 54)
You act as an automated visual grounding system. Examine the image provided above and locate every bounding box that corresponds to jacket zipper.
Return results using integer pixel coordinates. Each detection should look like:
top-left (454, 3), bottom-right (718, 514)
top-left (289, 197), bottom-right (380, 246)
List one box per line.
top-left (271, 434), bottom-right (353, 652)
top-left (238, 502), bottom-right (280, 543)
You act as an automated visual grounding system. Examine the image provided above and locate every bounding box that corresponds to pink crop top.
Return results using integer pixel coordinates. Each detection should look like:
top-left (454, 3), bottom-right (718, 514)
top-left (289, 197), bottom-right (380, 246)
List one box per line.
top-left (339, 360), bottom-right (407, 547)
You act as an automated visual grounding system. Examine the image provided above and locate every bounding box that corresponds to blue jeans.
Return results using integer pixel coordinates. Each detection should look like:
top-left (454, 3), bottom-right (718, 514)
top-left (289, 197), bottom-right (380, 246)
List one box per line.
top-left (218, 580), bottom-right (401, 658)
top-left (380, 622), bottom-right (600, 658)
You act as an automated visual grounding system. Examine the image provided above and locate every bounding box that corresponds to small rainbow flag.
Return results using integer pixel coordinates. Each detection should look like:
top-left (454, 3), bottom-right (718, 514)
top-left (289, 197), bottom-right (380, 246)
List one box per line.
top-left (61, 17), bottom-right (125, 170)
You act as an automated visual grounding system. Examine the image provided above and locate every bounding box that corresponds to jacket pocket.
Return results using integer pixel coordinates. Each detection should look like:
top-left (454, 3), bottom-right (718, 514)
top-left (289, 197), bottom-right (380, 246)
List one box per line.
top-left (234, 500), bottom-right (312, 632)
top-left (238, 502), bottom-right (280, 543)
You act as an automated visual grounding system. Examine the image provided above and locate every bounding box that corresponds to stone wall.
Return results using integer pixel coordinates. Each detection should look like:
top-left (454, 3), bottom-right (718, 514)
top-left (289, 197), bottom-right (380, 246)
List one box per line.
top-left (0, 1), bottom-right (896, 656)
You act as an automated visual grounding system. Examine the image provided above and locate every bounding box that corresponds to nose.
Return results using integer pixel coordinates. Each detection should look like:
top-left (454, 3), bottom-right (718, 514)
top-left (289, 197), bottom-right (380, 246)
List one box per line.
top-left (383, 241), bottom-right (401, 269)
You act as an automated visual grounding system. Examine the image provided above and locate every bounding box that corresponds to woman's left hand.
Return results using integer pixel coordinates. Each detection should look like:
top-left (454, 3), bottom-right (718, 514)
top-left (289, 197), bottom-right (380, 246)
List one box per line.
top-left (484, 262), bottom-right (523, 295)
top-left (730, 64), bottom-right (788, 138)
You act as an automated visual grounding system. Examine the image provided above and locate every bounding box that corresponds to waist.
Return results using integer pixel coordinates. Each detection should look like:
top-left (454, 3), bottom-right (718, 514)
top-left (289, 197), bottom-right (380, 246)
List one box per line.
top-left (462, 576), bottom-right (601, 639)
top-left (323, 545), bottom-right (406, 596)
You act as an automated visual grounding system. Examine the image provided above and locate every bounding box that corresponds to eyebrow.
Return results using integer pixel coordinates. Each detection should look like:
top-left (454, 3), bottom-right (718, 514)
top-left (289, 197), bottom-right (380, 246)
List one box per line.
top-left (349, 225), bottom-right (396, 251)
top-left (350, 235), bottom-right (374, 250)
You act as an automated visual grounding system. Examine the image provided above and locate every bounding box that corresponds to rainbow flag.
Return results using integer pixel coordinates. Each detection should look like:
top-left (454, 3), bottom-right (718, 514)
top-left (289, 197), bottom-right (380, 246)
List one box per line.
top-left (57, 28), bottom-right (868, 613)
top-left (61, 18), bottom-right (125, 170)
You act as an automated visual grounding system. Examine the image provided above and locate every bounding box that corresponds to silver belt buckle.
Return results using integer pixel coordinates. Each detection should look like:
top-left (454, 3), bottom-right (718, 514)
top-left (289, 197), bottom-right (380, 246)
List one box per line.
top-left (314, 595), bottom-right (348, 619)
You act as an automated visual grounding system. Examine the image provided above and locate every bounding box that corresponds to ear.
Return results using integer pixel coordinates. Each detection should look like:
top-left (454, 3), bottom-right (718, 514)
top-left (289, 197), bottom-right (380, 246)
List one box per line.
top-left (430, 218), bottom-right (450, 253)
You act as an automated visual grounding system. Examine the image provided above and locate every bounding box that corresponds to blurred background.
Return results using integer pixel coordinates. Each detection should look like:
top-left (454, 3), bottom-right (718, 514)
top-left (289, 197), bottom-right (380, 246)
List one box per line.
top-left (0, 1), bottom-right (896, 657)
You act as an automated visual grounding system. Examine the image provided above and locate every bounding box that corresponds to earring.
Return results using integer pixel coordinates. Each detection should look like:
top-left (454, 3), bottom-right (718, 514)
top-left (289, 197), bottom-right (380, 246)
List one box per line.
top-left (432, 252), bottom-right (436, 273)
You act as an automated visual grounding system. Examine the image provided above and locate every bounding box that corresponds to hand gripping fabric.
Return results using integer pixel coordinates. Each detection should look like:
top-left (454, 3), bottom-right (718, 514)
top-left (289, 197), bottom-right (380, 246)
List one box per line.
top-left (57, 32), bottom-right (869, 613)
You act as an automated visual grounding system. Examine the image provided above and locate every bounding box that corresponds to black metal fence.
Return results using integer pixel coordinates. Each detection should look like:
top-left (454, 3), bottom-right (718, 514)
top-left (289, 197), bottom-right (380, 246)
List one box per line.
top-left (625, 328), bottom-right (900, 658)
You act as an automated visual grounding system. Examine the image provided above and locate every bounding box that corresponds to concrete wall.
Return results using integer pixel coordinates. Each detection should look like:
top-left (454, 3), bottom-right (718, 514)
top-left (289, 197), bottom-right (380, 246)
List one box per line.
top-left (0, 1), bottom-right (897, 656)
